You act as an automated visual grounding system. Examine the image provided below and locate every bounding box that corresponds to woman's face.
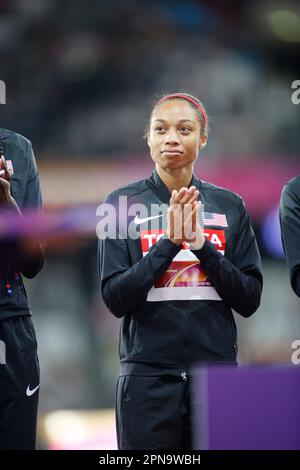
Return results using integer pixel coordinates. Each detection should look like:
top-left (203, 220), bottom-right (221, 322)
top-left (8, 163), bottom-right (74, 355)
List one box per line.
top-left (148, 99), bottom-right (207, 172)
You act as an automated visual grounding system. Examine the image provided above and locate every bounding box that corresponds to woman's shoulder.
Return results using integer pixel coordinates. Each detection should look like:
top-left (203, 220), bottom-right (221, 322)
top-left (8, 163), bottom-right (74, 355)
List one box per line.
top-left (103, 178), bottom-right (149, 204)
top-left (282, 176), bottom-right (300, 198)
top-left (0, 127), bottom-right (33, 155)
top-left (199, 179), bottom-right (244, 207)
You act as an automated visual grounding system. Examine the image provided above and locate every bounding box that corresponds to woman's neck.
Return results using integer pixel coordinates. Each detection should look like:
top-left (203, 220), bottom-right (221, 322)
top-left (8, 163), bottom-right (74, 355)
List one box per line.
top-left (156, 164), bottom-right (194, 193)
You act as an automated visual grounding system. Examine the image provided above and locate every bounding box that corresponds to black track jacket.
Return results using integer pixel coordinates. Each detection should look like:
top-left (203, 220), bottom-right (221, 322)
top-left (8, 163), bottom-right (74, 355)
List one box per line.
top-left (280, 176), bottom-right (300, 297)
top-left (99, 170), bottom-right (263, 376)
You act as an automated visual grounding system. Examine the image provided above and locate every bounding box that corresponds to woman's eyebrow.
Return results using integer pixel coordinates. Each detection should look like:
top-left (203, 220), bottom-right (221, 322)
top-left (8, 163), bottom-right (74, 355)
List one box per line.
top-left (177, 119), bottom-right (195, 124)
top-left (152, 119), bottom-right (195, 124)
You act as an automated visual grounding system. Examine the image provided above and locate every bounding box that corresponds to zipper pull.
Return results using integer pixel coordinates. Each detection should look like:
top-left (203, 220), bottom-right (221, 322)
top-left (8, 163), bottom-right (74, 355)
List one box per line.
top-left (181, 371), bottom-right (187, 381)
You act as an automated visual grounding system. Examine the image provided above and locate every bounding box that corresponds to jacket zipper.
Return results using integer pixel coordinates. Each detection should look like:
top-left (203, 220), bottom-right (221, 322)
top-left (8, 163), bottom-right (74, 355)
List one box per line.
top-left (181, 308), bottom-right (188, 381)
top-left (230, 316), bottom-right (238, 356)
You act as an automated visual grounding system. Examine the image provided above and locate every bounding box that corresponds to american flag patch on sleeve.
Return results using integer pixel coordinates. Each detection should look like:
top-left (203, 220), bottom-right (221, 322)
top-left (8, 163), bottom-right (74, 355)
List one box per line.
top-left (203, 212), bottom-right (228, 227)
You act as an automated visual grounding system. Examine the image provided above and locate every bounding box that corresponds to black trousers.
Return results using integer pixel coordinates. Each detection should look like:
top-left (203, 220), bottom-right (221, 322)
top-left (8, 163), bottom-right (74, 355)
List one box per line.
top-left (0, 315), bottom-right (40, 450)
top-left (116, 374), bottom-right (195, 450)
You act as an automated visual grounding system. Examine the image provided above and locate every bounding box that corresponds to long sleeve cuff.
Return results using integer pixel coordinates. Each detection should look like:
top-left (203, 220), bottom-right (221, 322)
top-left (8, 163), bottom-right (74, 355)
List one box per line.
top-left (191, 239), bottom-right (218, 263)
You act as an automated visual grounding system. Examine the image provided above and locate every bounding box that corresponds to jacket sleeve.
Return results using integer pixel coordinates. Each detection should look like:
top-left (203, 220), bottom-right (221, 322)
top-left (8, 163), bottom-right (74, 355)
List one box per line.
top-left (192, 198), bottom-right (263, 317)
top-left (0, 139), bottom-right (44, 278)
top-left (99, 232), bottom-right (181, 318)
top-left (17, 140), bottom-right (44, 278)
top-left (280, 178), bottom-right (300, 297)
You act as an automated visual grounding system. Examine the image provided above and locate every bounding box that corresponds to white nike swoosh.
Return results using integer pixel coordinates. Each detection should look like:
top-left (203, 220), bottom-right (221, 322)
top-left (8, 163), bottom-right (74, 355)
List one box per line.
top-left (134, 214), bottom-right (164, 225)
top-left (26, 384), bottom-right (40, 397)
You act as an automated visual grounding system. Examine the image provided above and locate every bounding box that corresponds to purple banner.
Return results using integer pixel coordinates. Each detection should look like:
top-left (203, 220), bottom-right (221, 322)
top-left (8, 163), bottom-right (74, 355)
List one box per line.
top-left (192, 365), bottom-right (300, 450)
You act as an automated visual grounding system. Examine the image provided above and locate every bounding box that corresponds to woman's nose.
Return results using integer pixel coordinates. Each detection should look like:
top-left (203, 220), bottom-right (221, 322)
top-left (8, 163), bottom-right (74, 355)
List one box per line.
top-left (165, 130), bottom-right (179, 144)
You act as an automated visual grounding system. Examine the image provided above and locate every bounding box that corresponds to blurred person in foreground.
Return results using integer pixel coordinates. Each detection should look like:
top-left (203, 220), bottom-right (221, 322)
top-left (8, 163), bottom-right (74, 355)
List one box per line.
top-left (280, 176), bottom-right (300, 297)
top-left (0, 129), bottom-right (44, 449)
top-left (99, 93), bottom-right (263, 450)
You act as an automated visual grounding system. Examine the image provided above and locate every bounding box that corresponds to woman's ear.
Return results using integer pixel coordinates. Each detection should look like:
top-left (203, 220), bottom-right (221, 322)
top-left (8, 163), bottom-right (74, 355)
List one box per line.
top-left (199, 134), bottom-right (208, 149)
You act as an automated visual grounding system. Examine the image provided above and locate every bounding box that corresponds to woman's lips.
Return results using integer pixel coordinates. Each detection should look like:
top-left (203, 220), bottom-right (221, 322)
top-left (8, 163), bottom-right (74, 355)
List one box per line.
top-left (161, 150), bottom-right (183, 157)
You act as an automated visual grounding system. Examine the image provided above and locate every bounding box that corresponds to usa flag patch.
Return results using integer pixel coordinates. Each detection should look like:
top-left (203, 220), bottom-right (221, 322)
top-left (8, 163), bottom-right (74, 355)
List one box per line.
top-left (203, 212), bottom-right (227, 227)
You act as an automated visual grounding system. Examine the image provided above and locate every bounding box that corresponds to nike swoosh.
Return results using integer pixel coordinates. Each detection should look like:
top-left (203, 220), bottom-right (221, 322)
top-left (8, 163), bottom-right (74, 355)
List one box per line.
top-left (26, 384), bottom-right (40, 397)
top-left (134, 214), bottom-right (164, 225)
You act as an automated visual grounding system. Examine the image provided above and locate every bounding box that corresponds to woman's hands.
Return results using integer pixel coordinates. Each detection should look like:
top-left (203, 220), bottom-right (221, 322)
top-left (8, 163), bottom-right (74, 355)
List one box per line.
top-left (166, 186), bottom-right (205, 250)
top-left (0, 156), bottom-right (13, 207)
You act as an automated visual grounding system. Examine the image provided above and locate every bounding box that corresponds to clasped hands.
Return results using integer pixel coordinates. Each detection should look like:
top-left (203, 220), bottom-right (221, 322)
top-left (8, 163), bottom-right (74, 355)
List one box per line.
top-left (166, 186), bottom-right (205, 250)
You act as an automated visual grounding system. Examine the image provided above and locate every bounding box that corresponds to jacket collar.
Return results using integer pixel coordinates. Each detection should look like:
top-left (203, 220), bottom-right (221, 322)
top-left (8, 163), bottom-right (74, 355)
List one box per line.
top-left (148, 169), bottom-right (200, 204)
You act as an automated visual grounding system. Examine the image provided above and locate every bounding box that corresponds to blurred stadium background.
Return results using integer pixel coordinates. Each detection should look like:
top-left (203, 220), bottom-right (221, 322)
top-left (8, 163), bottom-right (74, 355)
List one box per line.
top-left (1, 0), bottom-right (300, 449)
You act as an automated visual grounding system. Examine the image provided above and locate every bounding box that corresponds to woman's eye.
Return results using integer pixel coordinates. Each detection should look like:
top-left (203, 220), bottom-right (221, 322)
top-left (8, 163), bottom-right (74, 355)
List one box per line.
top-left (180, 127), bottom-right (191, 133)
top-left (155, 127), bottom-right (166, 133)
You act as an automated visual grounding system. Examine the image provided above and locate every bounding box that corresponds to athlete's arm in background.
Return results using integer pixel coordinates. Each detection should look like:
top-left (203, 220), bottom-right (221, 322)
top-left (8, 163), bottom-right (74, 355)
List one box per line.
top-left (280, 178), bottom-right (300, 297)
top-left (0, 151), bottom-right (44, 279)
